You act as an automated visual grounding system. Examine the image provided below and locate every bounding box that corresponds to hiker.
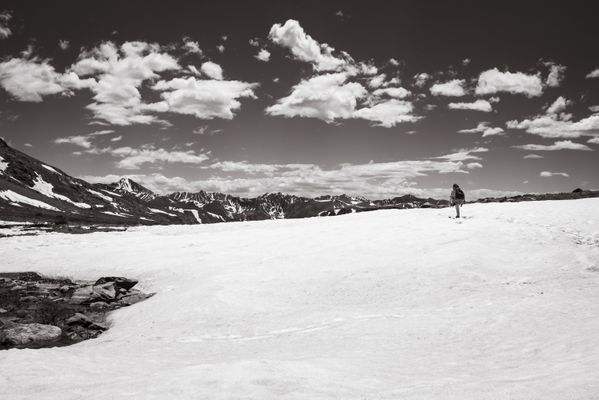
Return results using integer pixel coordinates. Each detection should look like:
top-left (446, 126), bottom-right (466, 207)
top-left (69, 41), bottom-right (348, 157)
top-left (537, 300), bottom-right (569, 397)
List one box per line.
top-left (450, 183), bottom-right (465, 218)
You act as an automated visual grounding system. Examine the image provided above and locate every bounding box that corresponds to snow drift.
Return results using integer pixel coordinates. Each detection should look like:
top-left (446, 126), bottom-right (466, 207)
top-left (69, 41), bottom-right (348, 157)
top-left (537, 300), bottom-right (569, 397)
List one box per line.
top-left (1, 199), bottom-right (598, 399)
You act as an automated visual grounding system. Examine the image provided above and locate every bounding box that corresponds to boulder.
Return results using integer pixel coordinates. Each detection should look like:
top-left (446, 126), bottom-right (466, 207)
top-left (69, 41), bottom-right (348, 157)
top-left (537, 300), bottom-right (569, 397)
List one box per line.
top-left (92, 282), bottom-right (117, 301)
top-left (118, 291), bottom-right (152, 306)
top-left (69, 285), bottom-right (94, 304)
top-left (94, 277), bottom-right (138, 291)
top-left (89, 301), bottom-right (109, 311)
top-left (65, 313), bottom-right (107, 331)
top-left (0, 323), bottom-right (62, 346)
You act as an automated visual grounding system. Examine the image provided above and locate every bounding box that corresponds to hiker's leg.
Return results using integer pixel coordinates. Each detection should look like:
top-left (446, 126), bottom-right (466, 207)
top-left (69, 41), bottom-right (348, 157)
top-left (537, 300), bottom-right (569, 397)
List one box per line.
top-left (455, 203), bottom-right (460, 218)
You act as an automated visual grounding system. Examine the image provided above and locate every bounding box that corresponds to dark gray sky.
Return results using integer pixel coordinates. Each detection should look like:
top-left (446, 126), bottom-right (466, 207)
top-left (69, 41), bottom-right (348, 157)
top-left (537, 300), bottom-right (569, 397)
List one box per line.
top-left (0, 0), bottom-right (598, 199)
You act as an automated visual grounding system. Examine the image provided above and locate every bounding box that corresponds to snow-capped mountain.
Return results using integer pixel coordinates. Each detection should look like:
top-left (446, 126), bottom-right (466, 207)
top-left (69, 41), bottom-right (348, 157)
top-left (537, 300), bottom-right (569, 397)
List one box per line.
top-left (2, 139), bottom-right (595, 226)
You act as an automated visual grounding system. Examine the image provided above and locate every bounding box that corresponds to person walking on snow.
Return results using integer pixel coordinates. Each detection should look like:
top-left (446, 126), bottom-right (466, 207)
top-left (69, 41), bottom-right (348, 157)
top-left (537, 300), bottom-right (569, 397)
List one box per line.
top-left (450, 183), bottom-right (465, 218)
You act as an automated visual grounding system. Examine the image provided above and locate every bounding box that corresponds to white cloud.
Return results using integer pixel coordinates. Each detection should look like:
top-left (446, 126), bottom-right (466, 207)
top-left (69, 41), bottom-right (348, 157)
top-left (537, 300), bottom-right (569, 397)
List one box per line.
top-left (462, 58), bottom-right (471, 66)
top-left (54, 135), bottom-right (94, 149)
top-left (249, 38), bottom-right (260, 47)
top-left (358, 62), bottom-right (377, 75)
top-left (389, 58), bottom-right (399, 66)
top-left (434, 147), bottom-right (488, 162)
top-left (372, 87), bottom-right (411, 99)
top-left (458, 122), bottom-right (505, 137)
top-left (587, 137), bottom-right (599, 144)
top-left (152, 77), bottom-right (257, 120)
top-left (59, 40), bottom-right (70, 50)
top-left (545, 63), bottom-right (566, 87)
top-left (255, 49), bottom-right (271, 62)
top-left (217, 44), bottom-right (225, 53)
top-left (265, 73), bottom-right (366, 123)
top-left (368, 73), bottom-right (386, 89)
top-left (448, 99), bottom-right (492, 112)
top-left (80, 146), bottom-right (503, 200)
top-left (200, 61), bottom-right (223, 80)
top-left (430, 79), bottom-right (466, 97)
top-left (0, 58), bottom-right (75, 101)
top-left (183, 39), bottom-right (202, 55)
top-left (540, 171), bottom-right (569, 177)
top-left (466, 162), bottom-right (482, 169)
top-left (353, 99), bottom-right (419, 127)
top-left (513, 140), bottom-right (592, 151)
top-left (109, 145), bottom-right (210, 169)
top-left (507, 114), bottom-right (599, 139)
top-left (413, 73), bottom-right (431, 88)
top-left (523, 154), bottom-right (544, 159)
top-left (475, 68), bottom-right (543, 97)
top-left (71, 41), bottom-right (180, 125)
top-left (545, 96), bottom-right (570, 115)
top-left (586, 68), bottom-right (599, 79)
top-left (589, 105), bottom-right (599, 113)
top-left (268, 19), bottom-right (348, 71)
top-left (88, 129), bottom-right (114, 136)
top-left (0, 11), bottom-right (11, 39)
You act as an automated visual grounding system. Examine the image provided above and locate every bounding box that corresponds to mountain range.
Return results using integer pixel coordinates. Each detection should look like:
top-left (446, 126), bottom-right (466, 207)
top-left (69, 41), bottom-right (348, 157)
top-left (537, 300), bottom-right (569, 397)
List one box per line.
top-left (0, 138), bottom-right (596, 226)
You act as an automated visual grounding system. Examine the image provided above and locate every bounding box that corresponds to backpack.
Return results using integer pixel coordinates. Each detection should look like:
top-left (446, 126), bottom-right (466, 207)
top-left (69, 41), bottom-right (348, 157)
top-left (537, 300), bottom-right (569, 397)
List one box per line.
top-left (455, 188), bottom-right (465, 200)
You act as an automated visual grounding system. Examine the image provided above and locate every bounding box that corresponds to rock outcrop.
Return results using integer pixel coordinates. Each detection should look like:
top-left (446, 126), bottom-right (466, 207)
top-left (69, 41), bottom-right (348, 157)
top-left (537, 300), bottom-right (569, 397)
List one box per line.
top-left (0, 272), bottom-right (153, 350)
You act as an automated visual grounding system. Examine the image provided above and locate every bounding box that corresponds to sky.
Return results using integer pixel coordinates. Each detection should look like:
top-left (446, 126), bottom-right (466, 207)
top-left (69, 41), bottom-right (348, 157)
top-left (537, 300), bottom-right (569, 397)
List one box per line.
top-left (0, 1), bottom-right (598, 200)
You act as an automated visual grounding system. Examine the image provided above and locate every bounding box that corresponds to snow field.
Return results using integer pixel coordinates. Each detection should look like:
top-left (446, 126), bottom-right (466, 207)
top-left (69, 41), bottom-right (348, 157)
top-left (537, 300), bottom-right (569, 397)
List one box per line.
top-left (1, 198), bottom-right (598, 399)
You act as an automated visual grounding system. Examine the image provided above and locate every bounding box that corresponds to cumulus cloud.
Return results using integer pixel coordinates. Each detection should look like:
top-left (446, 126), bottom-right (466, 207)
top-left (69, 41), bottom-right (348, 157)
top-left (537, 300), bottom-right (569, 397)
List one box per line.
top-left (269, 19), bottom-right (348, 71)
top-left (372, 87), bottom-right (411, 99)
top-left (200, 61), bottom-right (223, 80)
top-left (513, 140), bottom-right (592, 151)
top-left (545, 62), bottom-right (566, 87)
top-left (353, 99), bottom-right (419, 127)
top-left (358, 62), bottom-right (378, 75)
top-left (59, 40), bottom-right (70, 50)
top-left (152, 77), bottom-right (257, 120)
top-left (475, 68), bottom-right (543, 97)
top-left (183, 38), bottom-right (202, 55)
top-left (540, 171), bottom-right (569, 177)
top-left (466, 162), bottom-right (482, 169)
top-left (54, 135), bottom-right (94, 149)
top-left (507, 99), bottom-right (599, 139)
top-left (0, 58), bottom-right (94, 102)
top-left (266, 73), bottom-right (418, 127)
top-left (588, 137), bottom-right (599, 144)
top-left (586, 68), bottom-right (599, 79)
top-left (71, 41), bottom-right (180, 125)
top-left (458, 122), bottom-right (504, 137)
top-left (368, 73), bottom-right (386, 89)
top-left (545, 96), bottom-right (570, 116)
top-left (429, 79), bottom-right (467, 97)
top-left (448, 99), bottom-right (493, 112)
top-left (413, 73), bottom-right (431, 88)
top-left (109, 145), bottom-right (209, 169)
top-left (265, 73), bottom-right (366, 122)
top-left (255, 49), bottom-right (271, 62)
top-left (0, 11), bottom-right (11, 39)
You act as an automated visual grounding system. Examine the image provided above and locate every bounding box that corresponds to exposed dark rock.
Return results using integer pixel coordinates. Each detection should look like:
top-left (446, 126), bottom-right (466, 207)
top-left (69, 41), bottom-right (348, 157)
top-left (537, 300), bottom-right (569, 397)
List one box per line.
top-left (0, 272), bottom-right (153, 350)
top-left (0, 323), bottom-right (62, 346)
top-left (95, 277), bottom-right (138, 291)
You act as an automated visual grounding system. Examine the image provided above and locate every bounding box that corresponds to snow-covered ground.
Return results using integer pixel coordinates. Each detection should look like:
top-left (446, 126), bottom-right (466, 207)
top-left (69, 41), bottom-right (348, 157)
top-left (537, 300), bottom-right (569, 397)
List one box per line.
top-left (1, 199), bottom-right (599, 399)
